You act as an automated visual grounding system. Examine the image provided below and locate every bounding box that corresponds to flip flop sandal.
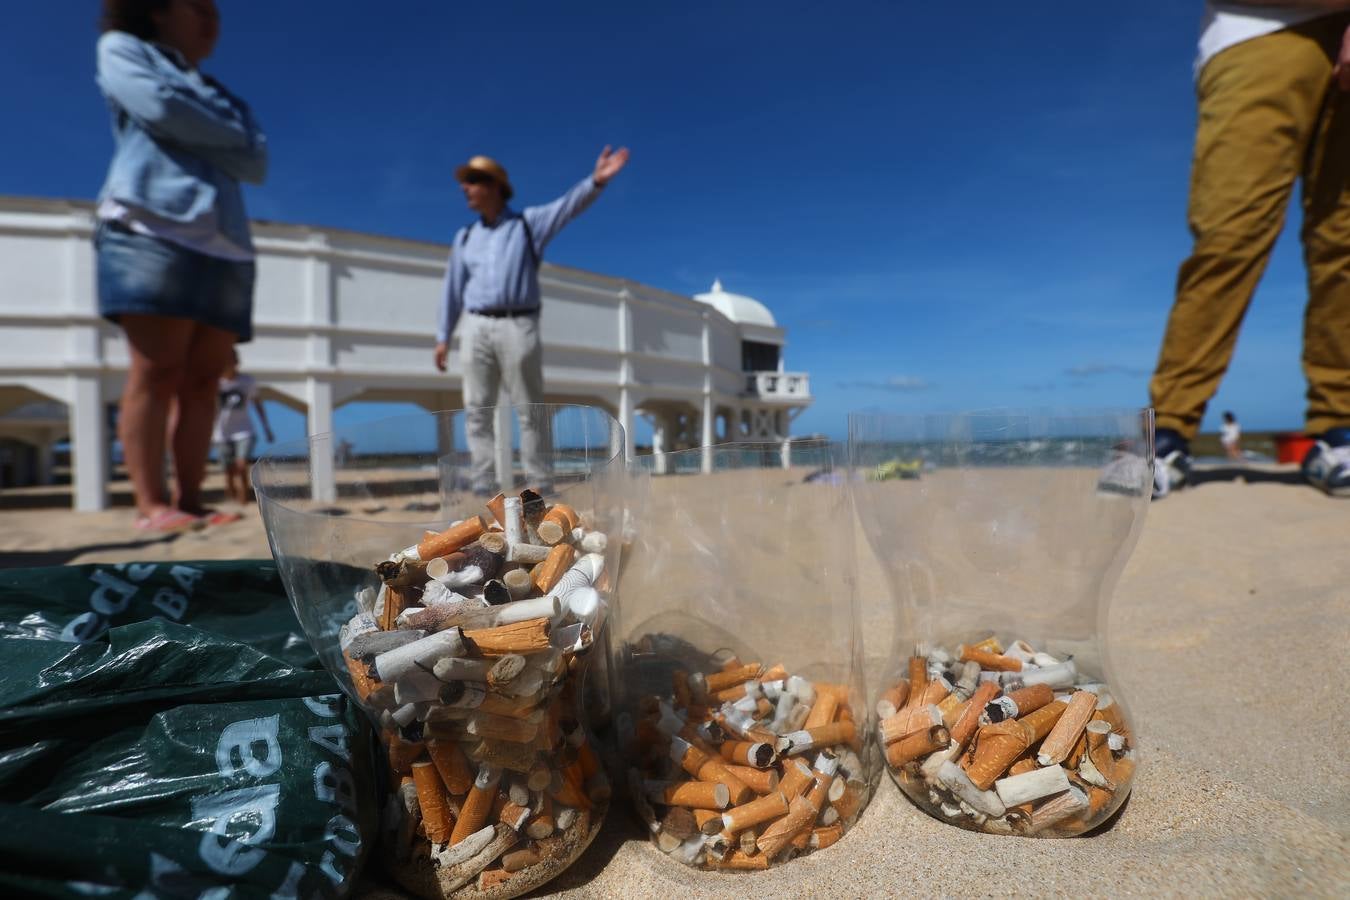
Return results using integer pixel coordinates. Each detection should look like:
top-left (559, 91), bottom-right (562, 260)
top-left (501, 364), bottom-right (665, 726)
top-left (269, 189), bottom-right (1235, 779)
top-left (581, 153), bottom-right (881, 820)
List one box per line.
top-left (204, 510), bottom-right (244, 526)
top-left (134, 509), bottom-right (204, 533)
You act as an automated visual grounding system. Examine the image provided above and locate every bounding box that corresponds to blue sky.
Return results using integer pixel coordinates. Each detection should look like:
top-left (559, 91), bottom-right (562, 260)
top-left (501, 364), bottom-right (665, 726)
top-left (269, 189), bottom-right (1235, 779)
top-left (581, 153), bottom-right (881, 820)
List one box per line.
top-left (2, 2), bottom-right (1320, 446)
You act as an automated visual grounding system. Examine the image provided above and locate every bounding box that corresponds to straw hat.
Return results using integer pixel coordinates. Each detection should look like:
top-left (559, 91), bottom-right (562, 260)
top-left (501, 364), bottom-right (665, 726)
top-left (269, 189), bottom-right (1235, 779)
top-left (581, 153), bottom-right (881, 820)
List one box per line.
top-left (454, 155), bottom-right (514, 200)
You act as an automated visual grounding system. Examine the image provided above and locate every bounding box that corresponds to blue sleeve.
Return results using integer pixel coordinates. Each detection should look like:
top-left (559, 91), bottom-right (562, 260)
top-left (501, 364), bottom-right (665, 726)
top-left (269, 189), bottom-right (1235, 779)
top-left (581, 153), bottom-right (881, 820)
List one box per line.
top-left (521, 175), bottom-right (603, 251)
top-left (437, 231), bottom-right (467, 344)
top-left (96, 32), bottom-right (266, 169)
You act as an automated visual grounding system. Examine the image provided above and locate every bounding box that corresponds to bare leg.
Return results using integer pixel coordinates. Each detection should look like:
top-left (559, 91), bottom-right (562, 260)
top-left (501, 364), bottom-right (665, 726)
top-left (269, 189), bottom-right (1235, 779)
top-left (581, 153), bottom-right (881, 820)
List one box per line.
top-left (231, 457), bottom-right (251, 504)
top-left (119, 315), bottom-right (194, 519)
top-left (172, 324), bottom-right (237, 514)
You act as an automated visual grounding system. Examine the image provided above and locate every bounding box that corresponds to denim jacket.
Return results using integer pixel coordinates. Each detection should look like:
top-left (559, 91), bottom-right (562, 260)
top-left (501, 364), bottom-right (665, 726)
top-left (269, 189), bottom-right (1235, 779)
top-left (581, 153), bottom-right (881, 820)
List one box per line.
top-left (95, 31), bottom-right (267, 252)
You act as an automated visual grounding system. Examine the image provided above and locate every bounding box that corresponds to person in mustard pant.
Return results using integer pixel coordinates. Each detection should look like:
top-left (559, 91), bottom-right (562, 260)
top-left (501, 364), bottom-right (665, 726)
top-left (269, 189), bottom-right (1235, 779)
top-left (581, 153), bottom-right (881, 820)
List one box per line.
top-left (1151, 3), bottom-right (1350, 497)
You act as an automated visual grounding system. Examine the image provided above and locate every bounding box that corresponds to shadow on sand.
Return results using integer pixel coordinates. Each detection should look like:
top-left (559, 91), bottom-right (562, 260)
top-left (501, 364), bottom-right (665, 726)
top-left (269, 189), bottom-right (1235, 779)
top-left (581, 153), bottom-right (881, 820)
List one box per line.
top-left (0, 533), bottom-right (182, 569)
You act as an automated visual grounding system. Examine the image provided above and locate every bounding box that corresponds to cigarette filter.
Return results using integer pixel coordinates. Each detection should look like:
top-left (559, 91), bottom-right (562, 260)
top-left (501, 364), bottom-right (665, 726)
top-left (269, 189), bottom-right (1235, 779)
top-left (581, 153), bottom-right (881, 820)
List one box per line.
top-left (721, 789), bottom-right (789, 834)
top-left (705, 663), bottom-right (763, 694)
top-left (879, 703), bottom-right (943, 745)
top-left (463, 617), bottom-right (551, 656)
top-left (755, 794), bottom-right (817, 860)
top-left (1026, 785), bottom-right (1089, 834)
top-left (1018, 699), bottom-right (1068, 743)
top-left (994, 764), bottom-right (1071, 807)
top-left (937, 760), bottom-right (1006, 818)
top-left (669, 736), bottom-right (754, 805)
top-left (810, 823), bottom-right (844, 850)
top-left (533, 543), bottom-right (576, 594)
top-left (707, 850), bottom-right (769, 871)
top-left (876, 680), bottom-right (910, 719)
top-left (719, 740), bottom-right (776, 768)
top-left (949, 681), bottom-right (1001, 750)
top-left (418, 515), bottom-right (487, 561)
top-left (427, 739), bottom-right (474, 795)
top-left (1037, 690), bottom-right (1097, 767)
top-left (885, 724), bottom-right (950, 768)
top-left (658, 780), bottom-right (731, 810)
top-left (411, 760), bottom-right (453, 844)
top-left (449, 763), bottom-right (501, 845)
top-left (958, 646), bottom-right (1023, 672)
top-left (966, 720), bottom-right (1033, 791)
top-left (725, 764), bottom-right (780, 796)
top-left (501, 848), bottom-right (540, 873)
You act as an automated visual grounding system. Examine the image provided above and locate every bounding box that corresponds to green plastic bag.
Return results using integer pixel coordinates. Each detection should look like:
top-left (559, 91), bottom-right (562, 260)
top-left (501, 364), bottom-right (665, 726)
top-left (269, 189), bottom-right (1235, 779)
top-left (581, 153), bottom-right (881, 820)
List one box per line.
top-left (0, 560), bottom-right (378, 899)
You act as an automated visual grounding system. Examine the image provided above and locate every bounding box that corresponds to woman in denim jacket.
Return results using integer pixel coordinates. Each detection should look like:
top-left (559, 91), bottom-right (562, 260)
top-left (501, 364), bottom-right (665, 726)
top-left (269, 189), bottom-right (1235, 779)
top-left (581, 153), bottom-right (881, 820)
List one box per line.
top-left (95, 0), bottom-right (267, 531)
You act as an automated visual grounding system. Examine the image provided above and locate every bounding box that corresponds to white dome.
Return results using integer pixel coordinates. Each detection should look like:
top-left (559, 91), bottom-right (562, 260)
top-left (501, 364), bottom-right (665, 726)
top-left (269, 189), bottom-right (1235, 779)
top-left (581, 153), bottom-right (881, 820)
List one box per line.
top-left (692, 279), bottom-right (777, 327)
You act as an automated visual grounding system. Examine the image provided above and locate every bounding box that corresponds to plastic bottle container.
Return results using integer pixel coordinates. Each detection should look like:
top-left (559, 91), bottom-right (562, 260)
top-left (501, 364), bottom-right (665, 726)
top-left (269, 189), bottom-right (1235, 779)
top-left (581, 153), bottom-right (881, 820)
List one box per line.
top-left (615, 440), bottom-right (875, 870)
top-left (255, 405), bottom-right (625, 898)
top-left (848, 409), bottom-right (1151, 837)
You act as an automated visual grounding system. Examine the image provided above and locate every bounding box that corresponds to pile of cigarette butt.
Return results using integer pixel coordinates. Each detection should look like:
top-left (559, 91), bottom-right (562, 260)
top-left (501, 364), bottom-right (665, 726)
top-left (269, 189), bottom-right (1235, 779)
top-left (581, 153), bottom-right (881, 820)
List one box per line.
top-left (877, 636), bottom-right (1135, 837)
top-left (339, 489), bottom-right (612, 899)
top-left (625, 657), bottom-right (870, 870)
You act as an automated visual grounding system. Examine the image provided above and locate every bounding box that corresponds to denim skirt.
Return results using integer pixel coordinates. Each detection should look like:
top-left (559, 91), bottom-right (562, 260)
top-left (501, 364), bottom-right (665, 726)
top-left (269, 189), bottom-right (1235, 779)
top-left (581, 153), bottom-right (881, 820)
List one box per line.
top-left (95, 221), bottom-right (256, 342)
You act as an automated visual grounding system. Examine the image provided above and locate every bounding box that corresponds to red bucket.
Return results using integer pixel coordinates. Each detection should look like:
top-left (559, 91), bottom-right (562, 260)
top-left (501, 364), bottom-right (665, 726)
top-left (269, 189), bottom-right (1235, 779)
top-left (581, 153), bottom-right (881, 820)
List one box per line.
top-left (1274, 433), bottom-right (1316, 465)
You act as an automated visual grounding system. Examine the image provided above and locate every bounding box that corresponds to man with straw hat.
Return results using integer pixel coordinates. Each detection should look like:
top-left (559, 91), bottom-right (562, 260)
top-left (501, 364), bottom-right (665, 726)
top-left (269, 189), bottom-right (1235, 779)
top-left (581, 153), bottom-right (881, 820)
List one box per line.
top-left (434, 146), bottom-right (630, 494)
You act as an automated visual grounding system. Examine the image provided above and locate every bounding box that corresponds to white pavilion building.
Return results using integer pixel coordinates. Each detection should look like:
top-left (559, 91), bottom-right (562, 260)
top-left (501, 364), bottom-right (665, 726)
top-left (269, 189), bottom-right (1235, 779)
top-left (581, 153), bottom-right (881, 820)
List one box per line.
top-left (0, 196), bottom-right (812, 510)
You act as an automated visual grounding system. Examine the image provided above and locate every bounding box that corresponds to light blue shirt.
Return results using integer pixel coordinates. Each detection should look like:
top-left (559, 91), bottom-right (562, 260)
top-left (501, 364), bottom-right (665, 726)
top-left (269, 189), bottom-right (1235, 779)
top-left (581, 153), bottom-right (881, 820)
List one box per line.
top-left (95, 31), bottom-right (267, 256)
top-left (437, 176), bottom-right (603, 344)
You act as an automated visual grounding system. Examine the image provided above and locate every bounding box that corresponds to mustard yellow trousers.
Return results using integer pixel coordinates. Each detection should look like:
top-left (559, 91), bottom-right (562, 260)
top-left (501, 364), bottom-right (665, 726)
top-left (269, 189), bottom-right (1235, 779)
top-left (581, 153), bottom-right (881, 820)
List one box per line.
top-left (1150, 13), bottom-right (1350, 439)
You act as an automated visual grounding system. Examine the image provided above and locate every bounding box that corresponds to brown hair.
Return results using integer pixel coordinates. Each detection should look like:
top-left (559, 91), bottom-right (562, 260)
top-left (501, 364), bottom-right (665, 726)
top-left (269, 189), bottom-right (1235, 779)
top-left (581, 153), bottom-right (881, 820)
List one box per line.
top-left (100, 0), bottom-right (172, 39)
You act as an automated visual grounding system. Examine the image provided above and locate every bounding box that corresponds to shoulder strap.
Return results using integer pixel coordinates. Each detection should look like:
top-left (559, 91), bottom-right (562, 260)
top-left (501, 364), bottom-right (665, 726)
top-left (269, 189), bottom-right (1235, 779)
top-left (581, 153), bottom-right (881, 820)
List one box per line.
top-left (519, 217), bottom-right (540, 268)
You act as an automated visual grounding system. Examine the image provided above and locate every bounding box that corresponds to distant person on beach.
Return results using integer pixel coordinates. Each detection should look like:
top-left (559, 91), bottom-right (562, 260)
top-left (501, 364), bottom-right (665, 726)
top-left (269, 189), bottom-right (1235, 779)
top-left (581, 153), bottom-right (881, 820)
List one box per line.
top-left (1149, 2), bottom-right (1350, 499)
top-left (213, 349), bottom-right (273, 507)
top-left (94, 0), bottom-right (267, 530)
top-left (433, 148), bottom-right (630, 494)
top-left (1220, 411), bottom-right (1242, 461)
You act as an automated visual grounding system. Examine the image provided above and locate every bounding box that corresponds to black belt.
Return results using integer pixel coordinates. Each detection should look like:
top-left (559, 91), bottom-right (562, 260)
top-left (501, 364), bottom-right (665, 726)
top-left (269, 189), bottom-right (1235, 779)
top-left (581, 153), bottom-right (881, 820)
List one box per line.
top-left (472, 307), bottom-right (539, 319)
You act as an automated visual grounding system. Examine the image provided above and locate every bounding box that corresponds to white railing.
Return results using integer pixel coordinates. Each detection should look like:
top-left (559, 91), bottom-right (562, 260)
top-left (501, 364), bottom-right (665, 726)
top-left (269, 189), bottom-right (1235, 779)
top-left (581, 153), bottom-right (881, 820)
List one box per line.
top-left (745, 371), bottom-right (811, 399)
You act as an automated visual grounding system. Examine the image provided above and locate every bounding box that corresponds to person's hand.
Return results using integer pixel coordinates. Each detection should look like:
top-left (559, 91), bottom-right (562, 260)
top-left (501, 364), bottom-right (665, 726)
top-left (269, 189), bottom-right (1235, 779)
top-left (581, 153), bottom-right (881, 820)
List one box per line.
top-left (1336, 24), bottom-right (1350, 90)
top-left (593, 145), bottom-right (630, 186)
top-left (434, 342), bottom-right (449, 372)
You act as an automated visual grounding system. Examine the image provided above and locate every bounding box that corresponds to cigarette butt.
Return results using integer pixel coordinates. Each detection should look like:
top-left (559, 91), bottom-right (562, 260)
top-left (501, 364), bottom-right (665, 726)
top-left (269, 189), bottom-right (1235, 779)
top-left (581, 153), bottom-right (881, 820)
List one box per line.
top-left (783, 755), bottom-right (810, 798)
top-left (831, 781), bottom-right (863, 823)
top-left (450, 764), bottom-right (501, 845)
top-left (497, 798), bottom-right (531, 832)
top-left (1037, 691), bottom-right (1097, 766)
top-left (705, 663), bottom-right (763, 694)
top-left (761, 663), bottom-right (789, 682)
top-left (916, 679), bottom-right (950, 707)
top-left (476, 531), bottom-right (508, 557)
top-left (1111, 754), bottom-right (1136, 789)
top-left (1018, 699), bottom-right (1068, 743)
top-left (968, 635), bottom-right (1005, 654)
top-left (877, 679), bottom-right (910, 718)
top-left (500, 848), bottom-right (540, 873)
top-left (1093, 698), bottom-right (1126, 733)
top-left (419, 515), bottom-right (487, 561)
top-left (385, 730), bottom-right (425, 775)
top-left (994, 763), bottom-right (1071, 807)
top-left (533, 543), bottom-right (576, 594)
top-left (959, 645), bottom-right (1023, 671)
top-left (463, 617), bottom-right (551, 656)
top-left (885, 724), bottom-right (950, 768)
top-left (803, 688), bottom-right (840, 730)
top-left (719, 741), bottom-right (776, 768)
top-left (950, 681), bottom-right (1000, 749)
top-left (486, 493), bottom-right (507, 526)
top-left (707, 850), bottom-right (769, 871)
top-left (412, 760), bottom-right (453, 844)
top-left (725, 764), bottom-right (780, 795)
top-left (694, 808), bottom-right (723, 834)
top-left (1008, 756), bottom-right (1039, 778)
top-left (712, 679), bottom-right (761, 704)
top-left (937, 692), bottom-right (965, 728)
top-left (537, 505), bottom-right (578, 545)
top-left (501, 568), bottom-right (534, 601)
top-left (342, 648), bottom-right (380, 702)
top-left (659, 780), bottom-right (731, 810)
top-left (1027, 785), bottom-right (1089, 834)
top-left (779, 720), bottom-right (855, 756)
top-left (907, 656), bottom-right (928, 704)
top-left (756, 794), bottom-right (818, 860)
top-left (966, 719), bottom-right (1033, 790)
top-left (525, 795), bottom-right (554, 838)
top-left (427, 740), bottom-right (474, 795)
top-left (811, 823), bottom-right (844, 850)
top-left (1005, 683), bottom-right (1056, 719)
top-left (721, 790), bottom-right (789, 834)
top-left (879, 703), bottom-right (943, 745)
top-left (577, 740), bottom-right (601, 781)
top-left (670, 737), bottom-right (755, 805)
top-left (660, 806), bottom-right (699, 842)
top-left (755, 697), bottom-right (775, 719)
top-left (1085, 784), bottom-right (1113, 819)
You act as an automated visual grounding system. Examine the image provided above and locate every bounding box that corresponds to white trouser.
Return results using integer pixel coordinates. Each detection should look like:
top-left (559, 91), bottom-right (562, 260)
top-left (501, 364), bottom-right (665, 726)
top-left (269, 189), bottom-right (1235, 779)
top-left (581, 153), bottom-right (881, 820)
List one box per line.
top-left (460, 312), bottom-right (552, 489)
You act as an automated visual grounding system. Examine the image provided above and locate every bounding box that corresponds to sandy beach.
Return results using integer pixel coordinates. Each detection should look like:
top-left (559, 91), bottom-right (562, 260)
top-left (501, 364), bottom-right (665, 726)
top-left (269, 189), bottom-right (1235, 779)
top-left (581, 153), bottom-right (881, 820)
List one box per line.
top-left (1, 461), bottom-right (1346, 897)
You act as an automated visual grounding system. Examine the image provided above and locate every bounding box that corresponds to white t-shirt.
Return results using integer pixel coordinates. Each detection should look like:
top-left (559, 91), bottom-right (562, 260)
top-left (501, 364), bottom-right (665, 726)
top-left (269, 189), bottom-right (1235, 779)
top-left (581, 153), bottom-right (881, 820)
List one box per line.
top-left (214, 373), bottom-right (258, 442)
top-left (1220, 421), bottom-right (1241, 446)
top-left (1197, 3), bottom-right (1329, 76)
